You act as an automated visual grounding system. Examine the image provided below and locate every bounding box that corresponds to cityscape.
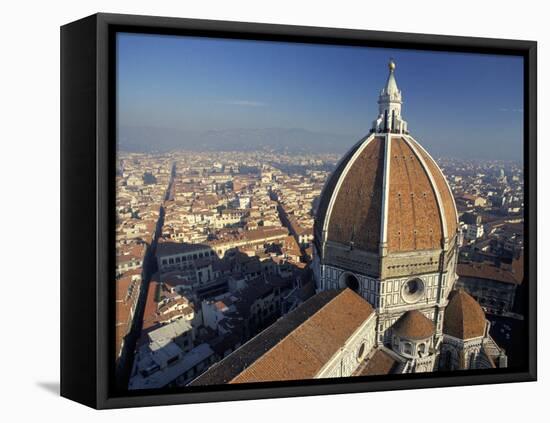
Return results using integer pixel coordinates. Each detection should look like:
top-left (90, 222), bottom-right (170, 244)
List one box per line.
top-left (115, 144), bottom-right (524, 390)
top-left (114, 34), bottom-right (525, 390)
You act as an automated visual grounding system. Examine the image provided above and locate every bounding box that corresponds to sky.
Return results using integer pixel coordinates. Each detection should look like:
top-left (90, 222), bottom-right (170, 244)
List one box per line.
top-left (117, 32), bottom-right (524, 160)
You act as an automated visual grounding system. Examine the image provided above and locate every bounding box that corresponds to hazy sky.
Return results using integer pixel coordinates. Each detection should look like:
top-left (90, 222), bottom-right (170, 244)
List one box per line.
top-left (117, 32), bottom-right (524, 160)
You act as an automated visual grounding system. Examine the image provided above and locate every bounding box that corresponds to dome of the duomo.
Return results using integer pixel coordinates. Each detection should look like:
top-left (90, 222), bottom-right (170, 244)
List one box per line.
top-left (314, 134), bottom-right (458, 255)
top-left (443, 289), bottom-right (487, 340)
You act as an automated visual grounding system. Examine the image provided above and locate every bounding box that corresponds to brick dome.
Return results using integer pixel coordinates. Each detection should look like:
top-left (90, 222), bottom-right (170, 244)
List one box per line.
top-left (314, 134), bottom-right (458, 256)
top-left (392, 310), bottom-right (435, 340)
top-left (443, 289), bottom-right (487, 340)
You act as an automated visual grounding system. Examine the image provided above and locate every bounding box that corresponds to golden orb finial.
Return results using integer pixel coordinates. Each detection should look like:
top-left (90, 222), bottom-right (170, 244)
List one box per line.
top-left (389, 59), bottom-right (396, 72)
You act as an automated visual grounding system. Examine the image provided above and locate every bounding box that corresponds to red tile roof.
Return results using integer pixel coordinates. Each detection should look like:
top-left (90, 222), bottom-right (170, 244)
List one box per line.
top-left (457, 262), bottom-right (522, 285)
top-left (392, 310), bottom-right (435, 340)
top-left (229, 289), bottom-right (374, 383)
top-left (356, 348), bottom-right (399, 376)
top-left (444, 289), bottom-right (487, 340)
top-left (315, 135), bottom-right (458, 256)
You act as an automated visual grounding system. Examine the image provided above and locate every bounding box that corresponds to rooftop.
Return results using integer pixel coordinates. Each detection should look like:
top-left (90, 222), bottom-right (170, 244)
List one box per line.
top-left (315, 135), bottom-right (457, 256)
top-left (190, 288), bottom-right (374, 385)
top-left (443, 289), bottom-right (487, 340)
top-left (356, 347), bottom-right (402, 376)
top-left (392, 310), bottom-right (435, 341)
top-left (130, 343), bottom-right (214, 390)
top-left (457, 262), bottom-right (522, 285)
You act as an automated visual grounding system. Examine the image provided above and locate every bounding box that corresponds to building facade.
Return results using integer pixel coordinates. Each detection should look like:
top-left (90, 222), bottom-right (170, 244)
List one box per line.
top-left (311, 60), bottom-right (504, 373)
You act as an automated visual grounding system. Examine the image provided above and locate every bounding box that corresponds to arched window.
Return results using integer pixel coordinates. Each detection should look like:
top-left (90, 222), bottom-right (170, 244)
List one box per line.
top-left (339, 273), bottom-right (360, 292)
top-left (403, 342), bottom-right (413, 355)
top-left (418, 343), bottom-right (426, 355)
top-left (469, 352), bottom-right (476, 369)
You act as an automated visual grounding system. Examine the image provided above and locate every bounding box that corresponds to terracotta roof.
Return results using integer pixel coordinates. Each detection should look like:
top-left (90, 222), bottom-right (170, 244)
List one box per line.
top-left (443, 289), bottom-right (487, 339)
top-left (408, 137), bottom-right (458, 238)
top-left (141, 280), bottom-right (160, 331)
top-left (190, 290), bottom-right (341, 386)
top-left (115, 301), bottom-right (131, 325)
top-left (387, 137), bottom-right (443, 252)
top-left (357, 348), bottom-right (399, 376)
top-left (325, 136), bottom-right (384, 252)
top-left (314, 135), bottom-right (458, 256)
top-left (116, 276), bottom-right (133, 302)
top-left (190, 289), bottom-right (374, 385)
top-left (314, 137), bottom-right (369, 246)
top-left (392, 310), bottom-right (435, 340)
top-left (316, 137), bottom-right (384, 252)
top-left (229, 289), bottom-right (374, 384)
top-left (457, 262), bottom-right (521, 285)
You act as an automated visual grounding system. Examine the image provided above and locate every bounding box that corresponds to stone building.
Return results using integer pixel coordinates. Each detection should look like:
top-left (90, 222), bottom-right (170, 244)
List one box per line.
top-left (313, 59), bottom-right (459, 358)
top-left (188, 61), bottom-right (507, 386)
top-left (456, 261), bottom-right (522, 313)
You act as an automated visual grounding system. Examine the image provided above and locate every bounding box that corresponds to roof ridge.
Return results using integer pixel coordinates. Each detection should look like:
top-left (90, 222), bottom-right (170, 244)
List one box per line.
top-left (444, 289), bottom-right (486, 339)
top-left (402, 135), bottom-right (448, 249)
top-left (228, 289), bottom-right (370, 382)
top-left (454, 290), bottom-right (467, 334)
top-left (379, 133), bottom-right (392, 256)
top-left (322, 134), bottom-right (376, 239)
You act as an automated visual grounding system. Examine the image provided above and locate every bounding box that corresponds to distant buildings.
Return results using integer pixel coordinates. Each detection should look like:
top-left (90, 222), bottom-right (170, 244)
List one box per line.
top-left (119, 149), bottom-right (326, 390)
top-left (114, 154), bottom-right (172, 381)
top-left (457, 259), bottom-right (523, 314)
top-left (117, 63), bottom-right (524, 390)
top-left (115, 273), bottom-right (141, 364)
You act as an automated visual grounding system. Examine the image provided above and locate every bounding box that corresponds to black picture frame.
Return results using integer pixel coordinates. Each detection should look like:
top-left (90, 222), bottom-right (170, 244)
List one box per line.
top-left (60, 12), bottom-right (537, 409)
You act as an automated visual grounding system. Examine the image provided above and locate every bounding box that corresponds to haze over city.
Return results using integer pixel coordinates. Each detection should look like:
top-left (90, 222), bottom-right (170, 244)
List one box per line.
top-left (117, 33), bottom-right (523, 160)
top-left (114, 36), bottom-right (526, 391)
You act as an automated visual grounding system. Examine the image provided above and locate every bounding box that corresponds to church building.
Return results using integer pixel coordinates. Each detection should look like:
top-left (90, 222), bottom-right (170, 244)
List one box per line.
top-left (191, 61), bottom-right (507, 386)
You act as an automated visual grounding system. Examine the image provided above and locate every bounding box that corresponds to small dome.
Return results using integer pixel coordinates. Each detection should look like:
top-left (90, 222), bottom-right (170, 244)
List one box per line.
top-left (443, 289), bottom-right (486, 339)
top-left (392, 310), bottom-right (435, 340)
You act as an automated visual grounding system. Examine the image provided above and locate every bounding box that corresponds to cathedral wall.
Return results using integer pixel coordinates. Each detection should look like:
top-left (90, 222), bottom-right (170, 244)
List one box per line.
top-left (317, 256), bottom-right (458, 345)
top-left (414, 355), bottom-right (436, 373)
top-left (317, 313), bottom-right (377, 379)
top-left (380, 250), bottom-right (442, 279)
top-left (319, 264), bottom-right (381, 307)
top-left (379, 271), bottom-right (443, 310)
top-left (439, 334), bottom-right (484, 370)
top-left (322, 241), bottom-right (381, 278)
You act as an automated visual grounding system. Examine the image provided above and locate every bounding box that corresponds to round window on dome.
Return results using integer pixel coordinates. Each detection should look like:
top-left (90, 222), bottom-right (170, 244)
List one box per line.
top-left (401, 278), bottom-right (425, 303)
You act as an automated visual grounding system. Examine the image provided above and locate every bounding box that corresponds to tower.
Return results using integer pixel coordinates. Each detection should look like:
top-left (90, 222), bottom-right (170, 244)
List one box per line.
top-left (372, 60), bottom-right (408, 134)
top-left (313, 60), bottom-right (460, 370)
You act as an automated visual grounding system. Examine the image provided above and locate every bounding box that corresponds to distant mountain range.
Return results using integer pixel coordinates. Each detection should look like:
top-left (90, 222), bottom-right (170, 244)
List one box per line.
top-left (117, 126), bottom-right (359, 154)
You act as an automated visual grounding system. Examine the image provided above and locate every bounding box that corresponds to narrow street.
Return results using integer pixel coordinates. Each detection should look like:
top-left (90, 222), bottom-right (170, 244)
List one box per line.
top-left (116, 162), bottom-right (176, 389)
